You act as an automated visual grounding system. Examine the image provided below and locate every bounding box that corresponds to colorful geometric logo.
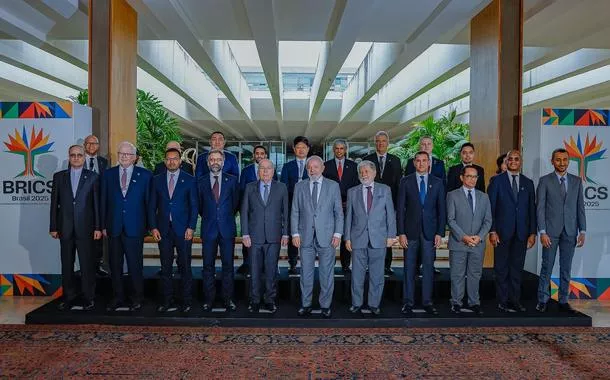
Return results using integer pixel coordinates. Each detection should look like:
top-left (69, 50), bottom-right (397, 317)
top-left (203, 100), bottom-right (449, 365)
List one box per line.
top-left (3, 126), bottom-right (54, 178)
top-left (563, 133), bottom-right (606, 183)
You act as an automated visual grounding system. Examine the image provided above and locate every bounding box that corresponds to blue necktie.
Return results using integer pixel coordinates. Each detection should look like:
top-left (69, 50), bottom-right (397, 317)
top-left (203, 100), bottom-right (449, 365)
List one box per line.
top-left (419, 176), bottom-right (426, 205)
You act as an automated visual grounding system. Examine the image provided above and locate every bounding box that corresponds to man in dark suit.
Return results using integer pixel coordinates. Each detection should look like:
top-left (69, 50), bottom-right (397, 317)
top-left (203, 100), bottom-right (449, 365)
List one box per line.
top-left (241, 159), bottom-right (289, 313)
top-left (101, 141), bottom-right (154, 312)
top-left (323, 139), bottom-right (359, 273)
top-left (397, 151), bottom-right (446, 316)
top-left (84, 135), bottom-right (108, 276)
top-left (198, 149), bottom-right (240, 312)
top-left (237, 145), bottom-right (277, 276)
top-left (363, 131), bottom-right (402, 275)
top-left (536, 148), bottom-right (586, 313)
top-left (280, 136), bottom-right (310, 275)
top-left (153, 141), bottom-right (194, 176)
top-left (447, 142), bottom-right (485, 192)
top-left (149, 148), bottom-right (198, 313)
top-left (195, 131), bottom-right (239, 179)
top-left (50, 144), bottom-right (102, 311)
top-left (488, 149), bottom-right (537, 313)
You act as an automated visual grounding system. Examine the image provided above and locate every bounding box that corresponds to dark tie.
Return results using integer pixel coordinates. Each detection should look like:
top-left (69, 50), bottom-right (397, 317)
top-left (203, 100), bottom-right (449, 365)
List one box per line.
top-left (468, 189), bottom-right (474, 214)
top-left (511, 175), bottom-right (518, 199)
top-left (312, 181), bottom-right (318, 209)
top-left (379, 156), bottom-right (385, 176)
top-left (213, 176), bottom-right (219, 202)
top-left (263, 184), bottom-right (269, 204)
top-left (89, 157), bottom-right (95, 171)
top-left (560, 177), bottom-right (566, 201)
top-left (419, 176), bottom-right (426, 205)
top-left (366, 186), bottom-right (373, 213)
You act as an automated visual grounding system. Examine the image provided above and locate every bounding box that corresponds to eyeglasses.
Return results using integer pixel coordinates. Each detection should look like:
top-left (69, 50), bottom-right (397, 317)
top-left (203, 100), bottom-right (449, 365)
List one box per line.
top-left (69, 153), bottom-right (84, 158)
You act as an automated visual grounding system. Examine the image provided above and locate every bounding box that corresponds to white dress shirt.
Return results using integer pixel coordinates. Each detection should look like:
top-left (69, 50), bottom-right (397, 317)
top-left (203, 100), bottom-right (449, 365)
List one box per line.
top-left (70, 167), bottom-right (82, 198)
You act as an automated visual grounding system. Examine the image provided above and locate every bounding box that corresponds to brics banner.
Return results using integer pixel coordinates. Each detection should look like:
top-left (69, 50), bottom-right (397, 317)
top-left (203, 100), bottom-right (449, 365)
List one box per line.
top-left (524, 108), bottom-right (610, 300)
top-left (0, 101), bottom-right (91, 296)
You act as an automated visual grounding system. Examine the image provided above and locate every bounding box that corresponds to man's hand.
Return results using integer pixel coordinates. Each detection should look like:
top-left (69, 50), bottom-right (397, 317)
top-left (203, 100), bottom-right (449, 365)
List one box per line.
top-left (151, 228), bottom-right (161, 241)
top-left (345, 240), bottom-right (352, 252)
top-left (184, 228), bottom-right (194, 241)
top-left (242, 235), bottom-right (251, 248)
top-left (293, 236), bottom-right (301, 248)
top-left (462, 235), bottom-right (476, 246)
top-left (527, 234), bottom-right (537, 249)
top-left (386, 238), bottom-right (395, 247)
top-left (398, 234), bottom-right (408, 249)
top-left (50, 231), bottom-right (59, 239)
top-left (472, 235), bottom-right (481, 245)
top-left (93, 230), bottom-right (102, 240)
top-left (489, 232), bottom-right (499, 247)
top-left (434, 234), bottom-right (442, 248)
top-left (281, 236), bottom-right (289, 247)
top-left (577, 232), bottom-right (586, 247)
top-left (331, 236), bottom-right (340, 248)
top-left (540, 233), bottom-right (552, 248)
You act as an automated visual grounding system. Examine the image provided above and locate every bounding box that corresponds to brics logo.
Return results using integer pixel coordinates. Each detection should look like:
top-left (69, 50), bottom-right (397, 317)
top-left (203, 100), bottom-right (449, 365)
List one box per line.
top-left (3, 126), bottom-right (54, 178)
top-left (563, 133), bottom-right (606, 184)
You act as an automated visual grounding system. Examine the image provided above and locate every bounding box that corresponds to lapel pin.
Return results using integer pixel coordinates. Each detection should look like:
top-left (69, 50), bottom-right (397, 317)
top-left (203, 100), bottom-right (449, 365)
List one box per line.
top-left (132, 180), bottom-right (136, 183)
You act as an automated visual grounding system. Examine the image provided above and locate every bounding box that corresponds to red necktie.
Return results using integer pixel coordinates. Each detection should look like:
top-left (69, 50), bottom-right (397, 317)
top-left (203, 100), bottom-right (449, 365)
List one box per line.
top-left (337, 161), bottom-right (343, 181)
top-left (213, 176), bottom-right (219, 202)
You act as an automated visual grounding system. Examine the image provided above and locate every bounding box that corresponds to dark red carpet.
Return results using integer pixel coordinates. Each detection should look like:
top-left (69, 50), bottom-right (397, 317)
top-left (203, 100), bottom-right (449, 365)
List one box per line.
top-left (1, 325), bottom-right (609, 378)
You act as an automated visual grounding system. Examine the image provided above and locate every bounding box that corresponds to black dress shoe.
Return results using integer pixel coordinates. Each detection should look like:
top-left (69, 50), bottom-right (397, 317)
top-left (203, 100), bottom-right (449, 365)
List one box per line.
top-left (451, 304), bottom-right (461, 314)
top-left (369, 307), bottom-right (381, 316)
top-left (181, 304), bottom-right (192, 313)
top-left (384, 267), bottom-right (394, 276)
top-left (57, 300), bottom-right (74, 311)
top-left (236, 264), bottom-right (249, 275)
top-left (288, 267), bottom-right (298, 275)
top-left (130, 302), bottom-right (142, 312)
top-left (535, 302), bottom-right (547, 312)
top-left (349, 305), bottom-right (361, 314)
top-left (469, 305), bottom-right (483, 315)
top-left (434, 268), bottom-right (441, 275)
top-left (263, 302), bottom-right (277, 313)
top-left (498, 303), bottom-right (516, 313)
top-left (321, 308), bottom-right (332, 318)
top-left (225, 299), bottom-right (237, 312)
top-left (401, 304), bottom-right (413, 315)
top-left (157, 303), bottom-right (177, 312)
top-left (559, 303), bottom-right (577, 314)
top-left (83, 300), bottom-right (95, 311)
top-left (424, 305), bottom-right (438, 315)
top-left (106, 299), bottom-right (124, 312)
top-left (297, 306), bottom-right (312, 316)
top-left (342, 267), bottom-right (351, 274)
top-left (202, 303), bottom-right (212, 312)
top-left (96, 266), bottom-right (109, 277)
top-left (509, 302), bottom-right (526, 312)
top-left (248, 303), bottom-right (260, 313)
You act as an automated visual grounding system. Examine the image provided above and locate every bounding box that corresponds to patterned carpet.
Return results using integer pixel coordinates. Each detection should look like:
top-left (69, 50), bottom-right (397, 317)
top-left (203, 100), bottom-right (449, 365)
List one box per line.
top-left (1, 325), bottom-right (609, 378)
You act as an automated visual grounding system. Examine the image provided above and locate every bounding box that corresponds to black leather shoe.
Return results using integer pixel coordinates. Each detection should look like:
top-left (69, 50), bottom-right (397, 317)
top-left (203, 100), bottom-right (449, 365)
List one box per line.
top-left (369, 307), bottom-right (381, 316)
top-left (263, 302), bottom-right (277, 313)
top-left (559, 303), bottom-right (577, 314)
top-left (237, 264), bottom-right (249, 275)
top-left (248, 303), bottom-right (260, 313)
top-left (181, 304), bottom-right (192, 313)
top-left (225, 299), bottom-right (237, 312)
top-left (96, 266), bottom-right (109, 277)
top-left (498, 303), bottom-right (516, 313)
top-left (469, 305), bottom-right (483, 315)
top-left (106, 299), bottom-right (124, 312)
top-left (401, 304), bottom-right (413, 315)
top-left (321, 308), bottom-right (332, 318)
top-left (424, 305), bottom-right (438, 315)
top-left (130, 302), bottom-right (142, 312)
top-left (288, 267), bottom-right (298, 275)
top-left (535, 302), bottom-right (547, 312)
top-left (83, 300), bottom-right (95, 311)
top-left (509, 302), bottom-right (526, 312)
top-left (342, 267), bottom-right (352, 274)
top-left (451, 304), bottom-right (461, 314)
top-left (297, 306), bottom-right (312, 316)
top-left (434, 268), bottom-right (441, 275)
top-left (57, 300), bottom-right (74, 311)
top-left (202, 303), bottom-right (212, 312)
top-left (384, 267), bottom-right (394, 276)
top-left (349, 305), bottom-right (361, 314)
top-left (157, 303), bottom-right (177, 312)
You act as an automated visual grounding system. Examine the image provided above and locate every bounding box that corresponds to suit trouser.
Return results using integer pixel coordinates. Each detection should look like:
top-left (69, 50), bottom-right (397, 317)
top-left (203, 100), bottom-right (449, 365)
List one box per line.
top-left (403, 234), bottom-right (435, 306)
top-left (241, 244), bottom-right (250, 269)
top-left (108, 233), bottom-right (144, 303)
top-left (351, 246), bottom-right (385, 308)
top-left (450, 249), bottom-right (484, 307)
top-left (202, 235), bottom-right (235, 303)
top-left (339, 240), bottom-right (351, 269)
top-left (537, 230), bottom-right (576, 304)
top-left (493, 235), bottom-right (526, 305)
top-left (158, 226), bottom-right (193, 304)
top-left (300, 236), bottom-right (335, 309)
top-left (93, 239), bottom-right (104, 266)
top-left (60, 237), bottom-right (96, 302)
top-left (250, 242), bottom-right (281, 304)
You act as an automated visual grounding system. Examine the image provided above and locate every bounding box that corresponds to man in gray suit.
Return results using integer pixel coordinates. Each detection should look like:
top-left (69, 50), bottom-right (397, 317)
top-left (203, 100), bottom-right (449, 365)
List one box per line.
top-left (345, 160), bottom-right (396, 316)
top-left (536, 148), bottom-right (586, 313)
top-left (241, 159), bottom-right (289, 314)
top-left (291, 155), bottom-right (343, 318)
top-left (446, 166), bottom-right (492, 315)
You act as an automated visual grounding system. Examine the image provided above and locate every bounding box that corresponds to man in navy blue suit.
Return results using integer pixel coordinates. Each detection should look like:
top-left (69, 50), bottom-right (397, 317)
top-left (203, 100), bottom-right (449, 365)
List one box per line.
top-left (150, 148), bottom-right (198, 313)
top-left (101, 141), bottom-right (154, 312)
top-left (488, 149), bottom-right (537, 313)
top-left (198, 149), bottom-right (240, 312)
top-left (280, 136), bottom-right (310, 275)
top-left (195, 131), bottom-right (239, 179)
top-left (397, 151), bottom-right (446, 315)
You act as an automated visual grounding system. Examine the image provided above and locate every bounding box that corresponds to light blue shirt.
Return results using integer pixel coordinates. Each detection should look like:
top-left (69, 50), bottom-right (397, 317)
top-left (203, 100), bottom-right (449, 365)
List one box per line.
top-left (416, 172), bottom-right (428, 189)
top-left (362, 182), bottom-right (374, 213)
top-left (166, 169), bottom-right (180, 194)
top-left (462, 186), bottom-right (476, 213)
top-left (556, 172), bottom-right (568, 193)
top-left (259, 180), bottom-right (271, 200)
top-left (70, 167), bottom-right (82, 198)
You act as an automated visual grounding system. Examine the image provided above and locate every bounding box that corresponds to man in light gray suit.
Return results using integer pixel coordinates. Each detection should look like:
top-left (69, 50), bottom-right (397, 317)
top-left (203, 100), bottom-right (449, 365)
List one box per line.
top-left (344, 160), bottom-right (396, 316)
top-left (291, 155), bottom-right (343, 318)
top-left (536, 148), bottom-right (586, 313)
top-left (241, 159), bottom-right (289, 314)
top-left (446, 166), bottom-right (492, 315)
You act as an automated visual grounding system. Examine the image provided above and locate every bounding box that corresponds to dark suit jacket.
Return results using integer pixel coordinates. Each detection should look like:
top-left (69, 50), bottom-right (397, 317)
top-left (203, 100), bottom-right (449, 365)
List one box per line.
top-left (396, 174), bottom-right (446, 241)
top-left (405, 156), bottom-right (446, 186)
top-left (240, 180), bottom-right (289, 244)
top-left (197, 173), bottom-right (239, 239)
top-left (195, 150), bottom-right (239, 179)
top-left (50, 169), bottom-right (100, 240)
top-left (487, 171), bottom-right (537, 241)
top-left (153, 161), bottom-right (194, 176)
top-left (447, 163), bottom-right (485, 192)
top-left (239, 163), bottom-right (278, 192)
top-left (101, 165), bottom-right (154, 238)
top-left (149, 170), bottom-right (198, 236)
top-left (322, 158), bottom-right (359, 202)
top-left (280, 159), bottom-right (309, 200)
top-left (362, 152), bottom-right (402, 204)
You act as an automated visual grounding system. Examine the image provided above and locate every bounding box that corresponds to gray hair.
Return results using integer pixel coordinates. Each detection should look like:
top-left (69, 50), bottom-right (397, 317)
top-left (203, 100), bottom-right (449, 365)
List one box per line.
top-left (419, 135), bottom-right (433, 143)
top-left (258, 158), bottom-right (275, 169)
top-left (305, 155), bottom-right (324, 168)
top-left (117, 141), bottom-right (136, 154)
top-left (333, 139), bottom-right (347, 149)
top-left (374, 131), bottom-right (389, 140)
top-left (69, 144), bottom-right (85, 154)
top-left (207, 149), bottom-right (225, 160)
top-left (357, 160), bottom-right (377, 174)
